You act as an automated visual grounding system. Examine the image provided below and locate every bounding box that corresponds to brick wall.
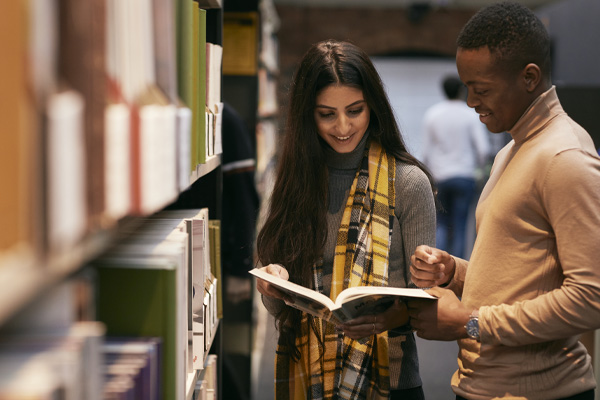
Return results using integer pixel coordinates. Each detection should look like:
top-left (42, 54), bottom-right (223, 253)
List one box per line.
top-left (274, 5), bottom-right (476, 124)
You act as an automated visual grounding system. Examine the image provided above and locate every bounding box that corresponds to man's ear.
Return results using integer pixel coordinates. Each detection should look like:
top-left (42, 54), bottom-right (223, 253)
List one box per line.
top-left (523, 63), bottom-right (542, 92)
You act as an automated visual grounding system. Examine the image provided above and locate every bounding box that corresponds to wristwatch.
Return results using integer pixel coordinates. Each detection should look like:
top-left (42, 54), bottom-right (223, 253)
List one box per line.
top-left (465, 310), bottom-right (480, 342)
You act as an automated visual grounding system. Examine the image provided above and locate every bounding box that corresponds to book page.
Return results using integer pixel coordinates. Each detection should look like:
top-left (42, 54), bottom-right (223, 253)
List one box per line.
top-left (336, 287), bottom-right (437, 321)
top-left (248, 268), bottom-right (336, 319)
top-left (335, 286), bottom-right (436, 305)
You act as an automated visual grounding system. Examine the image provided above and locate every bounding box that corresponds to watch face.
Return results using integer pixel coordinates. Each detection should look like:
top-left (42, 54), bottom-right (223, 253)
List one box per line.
top-left (466, 317), bottom-right (479, 339)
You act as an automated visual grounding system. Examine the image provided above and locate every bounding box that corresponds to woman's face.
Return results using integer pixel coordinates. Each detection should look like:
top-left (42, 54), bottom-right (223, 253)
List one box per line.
top-left (314, 85), bottom-right (370, 153)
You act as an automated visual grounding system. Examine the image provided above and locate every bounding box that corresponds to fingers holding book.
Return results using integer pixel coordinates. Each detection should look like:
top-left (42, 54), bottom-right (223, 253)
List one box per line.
top-left (340, 299), bottom-right (409, 340)
top-left (255, 264), bottom-right (293, 302)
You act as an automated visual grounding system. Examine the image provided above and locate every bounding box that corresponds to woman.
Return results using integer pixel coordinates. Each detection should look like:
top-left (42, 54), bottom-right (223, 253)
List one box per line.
top-left (255, 39), bottom-right (436, 400)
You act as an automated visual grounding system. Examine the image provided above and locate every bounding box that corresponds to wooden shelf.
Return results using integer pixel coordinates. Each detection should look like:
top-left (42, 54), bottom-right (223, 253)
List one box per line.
top-left (0, 229), bottom-right (112, 326)
top-left (190, 154), bottom-right (222, 184)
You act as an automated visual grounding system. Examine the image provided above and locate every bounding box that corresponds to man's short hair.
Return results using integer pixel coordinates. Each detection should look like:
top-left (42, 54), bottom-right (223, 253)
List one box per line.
top-left (443, 75), bottom-right (464, 99)
top-left (456, 1), bottom-right (551, 78)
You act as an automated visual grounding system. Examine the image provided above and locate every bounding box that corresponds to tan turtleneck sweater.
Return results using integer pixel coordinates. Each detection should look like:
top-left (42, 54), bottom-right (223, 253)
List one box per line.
top-left (448, 87), bottom-right (600, 399)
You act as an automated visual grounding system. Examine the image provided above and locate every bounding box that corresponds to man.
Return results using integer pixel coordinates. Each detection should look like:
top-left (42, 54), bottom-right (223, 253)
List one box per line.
top-left (408, 2), bottom-right (600, 400)
top-left (421, 75), bottom-right (491, 259)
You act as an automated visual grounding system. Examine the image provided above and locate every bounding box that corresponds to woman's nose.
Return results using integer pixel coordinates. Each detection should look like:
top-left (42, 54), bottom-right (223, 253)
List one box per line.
top-left (337, 114), bottom-right (351, 134)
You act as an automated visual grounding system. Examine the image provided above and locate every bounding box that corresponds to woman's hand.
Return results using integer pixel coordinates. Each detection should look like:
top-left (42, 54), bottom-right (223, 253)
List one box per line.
top-left (255, 264), bottom-right (291, 302)
top-left (339, 299), bottom-right (409, 340)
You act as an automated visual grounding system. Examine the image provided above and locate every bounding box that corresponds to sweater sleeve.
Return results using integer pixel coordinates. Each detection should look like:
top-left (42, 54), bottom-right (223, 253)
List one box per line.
top-left (445, 256), bottom-right (468, 297)
top-left (261, 293), bottom-right (285, 317)
top-left (480, 149), bottom-right (600, 346)
top-left (395, 164), bottom-right (437, 288)
top-left (387, 165), bottom-right (436, 335)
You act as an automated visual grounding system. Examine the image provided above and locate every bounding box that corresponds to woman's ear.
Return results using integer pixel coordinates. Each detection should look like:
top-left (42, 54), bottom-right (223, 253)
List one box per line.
top-left (523, 63), bottom-right (542, 92)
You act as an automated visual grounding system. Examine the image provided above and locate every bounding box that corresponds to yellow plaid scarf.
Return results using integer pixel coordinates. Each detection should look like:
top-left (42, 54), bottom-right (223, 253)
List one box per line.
top-left (275, 140), bottom-right (396, 400)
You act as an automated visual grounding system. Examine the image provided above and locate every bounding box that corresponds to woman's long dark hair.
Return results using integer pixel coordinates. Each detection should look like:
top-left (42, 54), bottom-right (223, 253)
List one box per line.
top-left (256, 39), bottom-right (434, 359)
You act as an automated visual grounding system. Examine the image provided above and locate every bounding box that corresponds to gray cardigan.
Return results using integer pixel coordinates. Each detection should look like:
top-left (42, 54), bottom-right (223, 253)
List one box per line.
top-left (263, 133), bottom-right (436, 390)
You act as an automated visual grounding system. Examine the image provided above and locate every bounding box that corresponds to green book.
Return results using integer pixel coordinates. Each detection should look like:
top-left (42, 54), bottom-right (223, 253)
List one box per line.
top-left (209, 220), bottom-right (222, 319)
top-left (176, 0), bottom-right (195, 171)
top-left (197, 8), bottom-right (207, 165)
top-left (94, 252), bottom-right (187, 400)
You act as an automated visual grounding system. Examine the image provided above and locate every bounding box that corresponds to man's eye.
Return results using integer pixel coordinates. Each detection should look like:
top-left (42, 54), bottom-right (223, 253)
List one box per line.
top-left (474, 90), bottom-right (487, 96)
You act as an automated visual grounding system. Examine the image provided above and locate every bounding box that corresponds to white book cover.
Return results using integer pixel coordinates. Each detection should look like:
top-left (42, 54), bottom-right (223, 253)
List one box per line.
top-left (214, 102), bottom-right (223, 155)
top-left (155, 104), bottom-right (178, 205)
top-left (197, 208), bottom-right (211, 289)
top-left (104, 103), bottom-right (131, 220)
top-left (46, 89), bottom-right (87, 253)
top-left (139, 104), bottom-right (177, 214)
top-left (176, 106), bottom-right (192, 191)
top-left (207, 109), bottom-right (214, 157)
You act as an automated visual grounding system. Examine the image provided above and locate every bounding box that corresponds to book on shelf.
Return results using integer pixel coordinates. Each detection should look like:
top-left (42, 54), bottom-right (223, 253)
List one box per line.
top-left (196, 0), bottom-right (222, 8)
top-left (258, 67), bottom-right (279, 118)
top-left (109, 226), bottom-right (190, 370)
top-left (58, 0), bottom-right (107, 230)
top-left (152, 0), bottom-right (178, 105)
top-left (45, 88), bottom-right (88, 253)
top-left (206, 42), bottom-right (223, 157)
top-left (3, 268), bottom-right (96, 334)
top-left (95, 211), bottom-right (220, 392)
top-left (176, 0), bottom-right (195, 172)
top-left (132, 85), bottom-right (178, 215)
top-left (206, 107), bottom-right (213, 158)
top-left (103, 336), bottom-right (162, 400)
top-left (148, 208), bottom-right (213, 370)
top-left (205, 42), bottom-right (222, 114)
top-left (214, 101), bottom-right (224, 155)
top-left (190, 3), bottom-right (200, 170)
top-left (105, 0), bottom-right (179, 216)
top-left (249, 268), bottom-right (437, 324)
top-left (0, 321), bottom-right (105, 400)
top-left (104, 98), bottom-right (132, 221)
top-left (0, 1), bottom-right (39, 262)
top-left (104, 1), bottom-right (132, 222)
top-left (194, 354), bottom-right (218, 400)
top-left (176, 104), bottom-right (192, 190)
top-left (94, 224), bottom-right (190, 399)
top-left (193, 5), bottom-right (208, 166)
top-left (208, 220), bottom-right (222, 319)
top-left (94, 255), bottom-right (185, 400)
top-left (222, 12), bottom-right (258, 76)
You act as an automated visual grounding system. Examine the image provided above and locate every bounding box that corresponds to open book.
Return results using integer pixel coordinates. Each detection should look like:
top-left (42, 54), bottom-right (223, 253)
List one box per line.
top-left (250, 268), bottom-right (436, 324)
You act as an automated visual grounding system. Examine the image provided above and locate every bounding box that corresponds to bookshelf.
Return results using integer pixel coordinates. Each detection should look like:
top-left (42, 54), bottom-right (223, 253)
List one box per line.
top-left (0, 0), bottom-right (225, 398)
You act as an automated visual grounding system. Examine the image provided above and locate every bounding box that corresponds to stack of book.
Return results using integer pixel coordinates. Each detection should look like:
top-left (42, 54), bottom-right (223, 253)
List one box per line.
top-left (92, 208), bottom-right (221, 399)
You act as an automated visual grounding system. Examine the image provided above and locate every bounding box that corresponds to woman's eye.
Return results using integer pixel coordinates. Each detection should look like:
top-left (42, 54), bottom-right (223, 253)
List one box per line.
top-left (319, 112), bottom-right (335, 118)
top-left (348, 107), bottom-right (364, 116)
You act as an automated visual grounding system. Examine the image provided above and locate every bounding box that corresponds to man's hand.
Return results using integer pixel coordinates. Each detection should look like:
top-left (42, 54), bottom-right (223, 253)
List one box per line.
top-left (410, 245), bottom-right (456, 288)
top-left (407, 287), bottom-right (472, 341)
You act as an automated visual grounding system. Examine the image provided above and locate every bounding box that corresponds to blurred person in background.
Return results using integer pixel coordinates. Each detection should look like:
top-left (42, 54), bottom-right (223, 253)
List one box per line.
top-left (421, 75), bottom-right (491, 259)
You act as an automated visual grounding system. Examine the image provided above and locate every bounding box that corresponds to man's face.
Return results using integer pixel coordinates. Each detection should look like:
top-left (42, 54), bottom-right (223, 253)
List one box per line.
top-left (456, 46), bottom-right (531, 134)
